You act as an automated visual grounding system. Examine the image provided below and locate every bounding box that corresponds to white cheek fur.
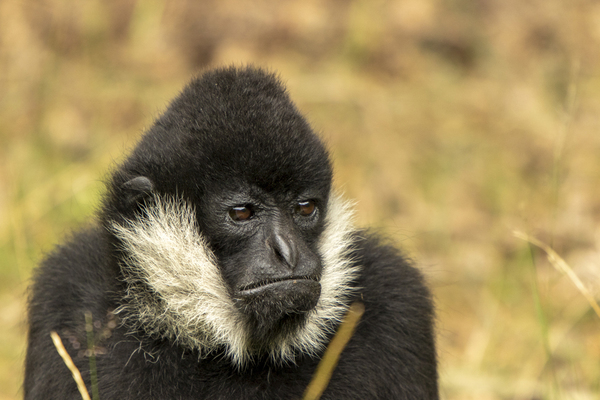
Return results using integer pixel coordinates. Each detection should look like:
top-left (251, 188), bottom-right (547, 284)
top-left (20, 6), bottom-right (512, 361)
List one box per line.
top-left (111, 193), bottom-right (360, 366)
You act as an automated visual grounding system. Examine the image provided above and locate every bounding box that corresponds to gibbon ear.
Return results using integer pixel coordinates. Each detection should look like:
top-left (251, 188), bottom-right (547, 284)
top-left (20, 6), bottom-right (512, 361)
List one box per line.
top-left (121, 176), bottom-right (154, 206)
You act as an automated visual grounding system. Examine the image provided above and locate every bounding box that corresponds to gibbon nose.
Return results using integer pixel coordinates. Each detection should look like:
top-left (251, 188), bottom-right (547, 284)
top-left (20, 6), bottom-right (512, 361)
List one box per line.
top-left (270, 230), bottom-right (299, 271)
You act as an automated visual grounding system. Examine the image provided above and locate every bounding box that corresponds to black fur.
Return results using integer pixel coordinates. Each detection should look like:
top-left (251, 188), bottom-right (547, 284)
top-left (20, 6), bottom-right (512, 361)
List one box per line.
top-left (25, 66), bottom-right (438, 399)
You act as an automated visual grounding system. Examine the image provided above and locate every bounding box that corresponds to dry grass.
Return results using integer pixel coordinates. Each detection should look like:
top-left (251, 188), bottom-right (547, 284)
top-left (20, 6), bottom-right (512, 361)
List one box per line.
top-left (50, 332), bottom-right (91, 400)
top-left (2, 0), bottom-right (600, 399)
top-left (303, 302), bottom-right (365, 400)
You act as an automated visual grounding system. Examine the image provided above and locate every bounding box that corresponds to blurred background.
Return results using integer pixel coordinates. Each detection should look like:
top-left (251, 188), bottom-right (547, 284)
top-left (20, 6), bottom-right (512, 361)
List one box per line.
top-left (1, 0), bottom-right (600, 398)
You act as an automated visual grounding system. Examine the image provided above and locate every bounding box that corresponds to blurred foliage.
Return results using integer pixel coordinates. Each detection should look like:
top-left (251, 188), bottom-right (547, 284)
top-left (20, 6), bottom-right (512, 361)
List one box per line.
top-left (2, 0), bottom-right (600, 399)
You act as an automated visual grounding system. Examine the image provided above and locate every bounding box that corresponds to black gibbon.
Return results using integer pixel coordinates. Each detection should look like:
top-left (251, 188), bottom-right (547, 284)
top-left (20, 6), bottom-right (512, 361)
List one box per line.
top-left (25, 67), bottom-right (438, 399)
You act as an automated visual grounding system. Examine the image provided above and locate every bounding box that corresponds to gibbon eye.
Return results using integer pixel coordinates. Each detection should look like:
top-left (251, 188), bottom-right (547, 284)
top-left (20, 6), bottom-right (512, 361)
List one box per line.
top-left (295, 200), bottom-right (316, 216)
top-left (229, 206), bottom-right (253, 221)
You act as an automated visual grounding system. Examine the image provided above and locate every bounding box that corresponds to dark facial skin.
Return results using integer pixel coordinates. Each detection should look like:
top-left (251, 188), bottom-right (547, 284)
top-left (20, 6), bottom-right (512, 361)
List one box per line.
top-left (197, 182), bottom-right (328, 348)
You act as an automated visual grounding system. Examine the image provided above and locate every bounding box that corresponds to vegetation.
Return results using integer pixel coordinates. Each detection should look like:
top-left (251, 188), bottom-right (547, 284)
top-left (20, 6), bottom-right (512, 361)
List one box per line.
top-left (1, 0), bottom-right (599, 398)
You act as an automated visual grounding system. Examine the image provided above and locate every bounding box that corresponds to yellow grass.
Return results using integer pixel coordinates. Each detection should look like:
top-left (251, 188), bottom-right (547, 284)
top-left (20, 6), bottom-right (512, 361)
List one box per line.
top-left (303, 302), bottom-right (365, 400)
top-left (2, 0), bottom-right (600, 399)
top-left (50, 332), bottom-right (91, 400)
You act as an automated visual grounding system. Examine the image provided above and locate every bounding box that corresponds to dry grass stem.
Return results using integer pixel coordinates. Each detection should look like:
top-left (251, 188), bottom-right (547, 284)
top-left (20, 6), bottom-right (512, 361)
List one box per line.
top-left (514, 231), bottom-right (600, 319)
top-left (302, 301), bottom-right (365, 400)
top-left (50, 331), bottom-right (92, 400)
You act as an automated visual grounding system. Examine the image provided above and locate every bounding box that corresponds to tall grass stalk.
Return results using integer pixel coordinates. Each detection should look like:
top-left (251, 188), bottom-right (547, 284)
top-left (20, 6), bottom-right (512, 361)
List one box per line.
top-left (50, 331), bottom-right (91, 400)
top-left (303, 302), bottom-right (365, 400)
top-left (525, 243), bottom-right (560, 400)
top-left (514, 231), bottom-right (600, 319)
top-left (515, 230), bottom-right (600, 399)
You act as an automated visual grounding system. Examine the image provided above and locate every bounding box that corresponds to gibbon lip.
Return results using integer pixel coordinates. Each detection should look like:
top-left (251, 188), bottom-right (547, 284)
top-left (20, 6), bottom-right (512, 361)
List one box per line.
top-left (238, 276), bottom-right (318, 294)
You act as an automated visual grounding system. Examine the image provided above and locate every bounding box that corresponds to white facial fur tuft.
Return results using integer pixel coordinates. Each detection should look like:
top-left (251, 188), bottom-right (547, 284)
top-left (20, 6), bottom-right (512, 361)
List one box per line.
top-left (111, 193), bottom-right (360, 366)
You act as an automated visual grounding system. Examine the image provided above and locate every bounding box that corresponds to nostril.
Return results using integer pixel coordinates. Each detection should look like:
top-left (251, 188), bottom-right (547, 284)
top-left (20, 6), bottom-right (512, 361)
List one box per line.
top-left (273, 245), bottom-right (286, 264)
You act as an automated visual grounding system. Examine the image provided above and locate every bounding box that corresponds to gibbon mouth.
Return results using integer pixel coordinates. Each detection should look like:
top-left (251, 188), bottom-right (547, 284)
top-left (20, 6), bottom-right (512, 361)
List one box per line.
top-left (238, 276), bottom-right (319, 295)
